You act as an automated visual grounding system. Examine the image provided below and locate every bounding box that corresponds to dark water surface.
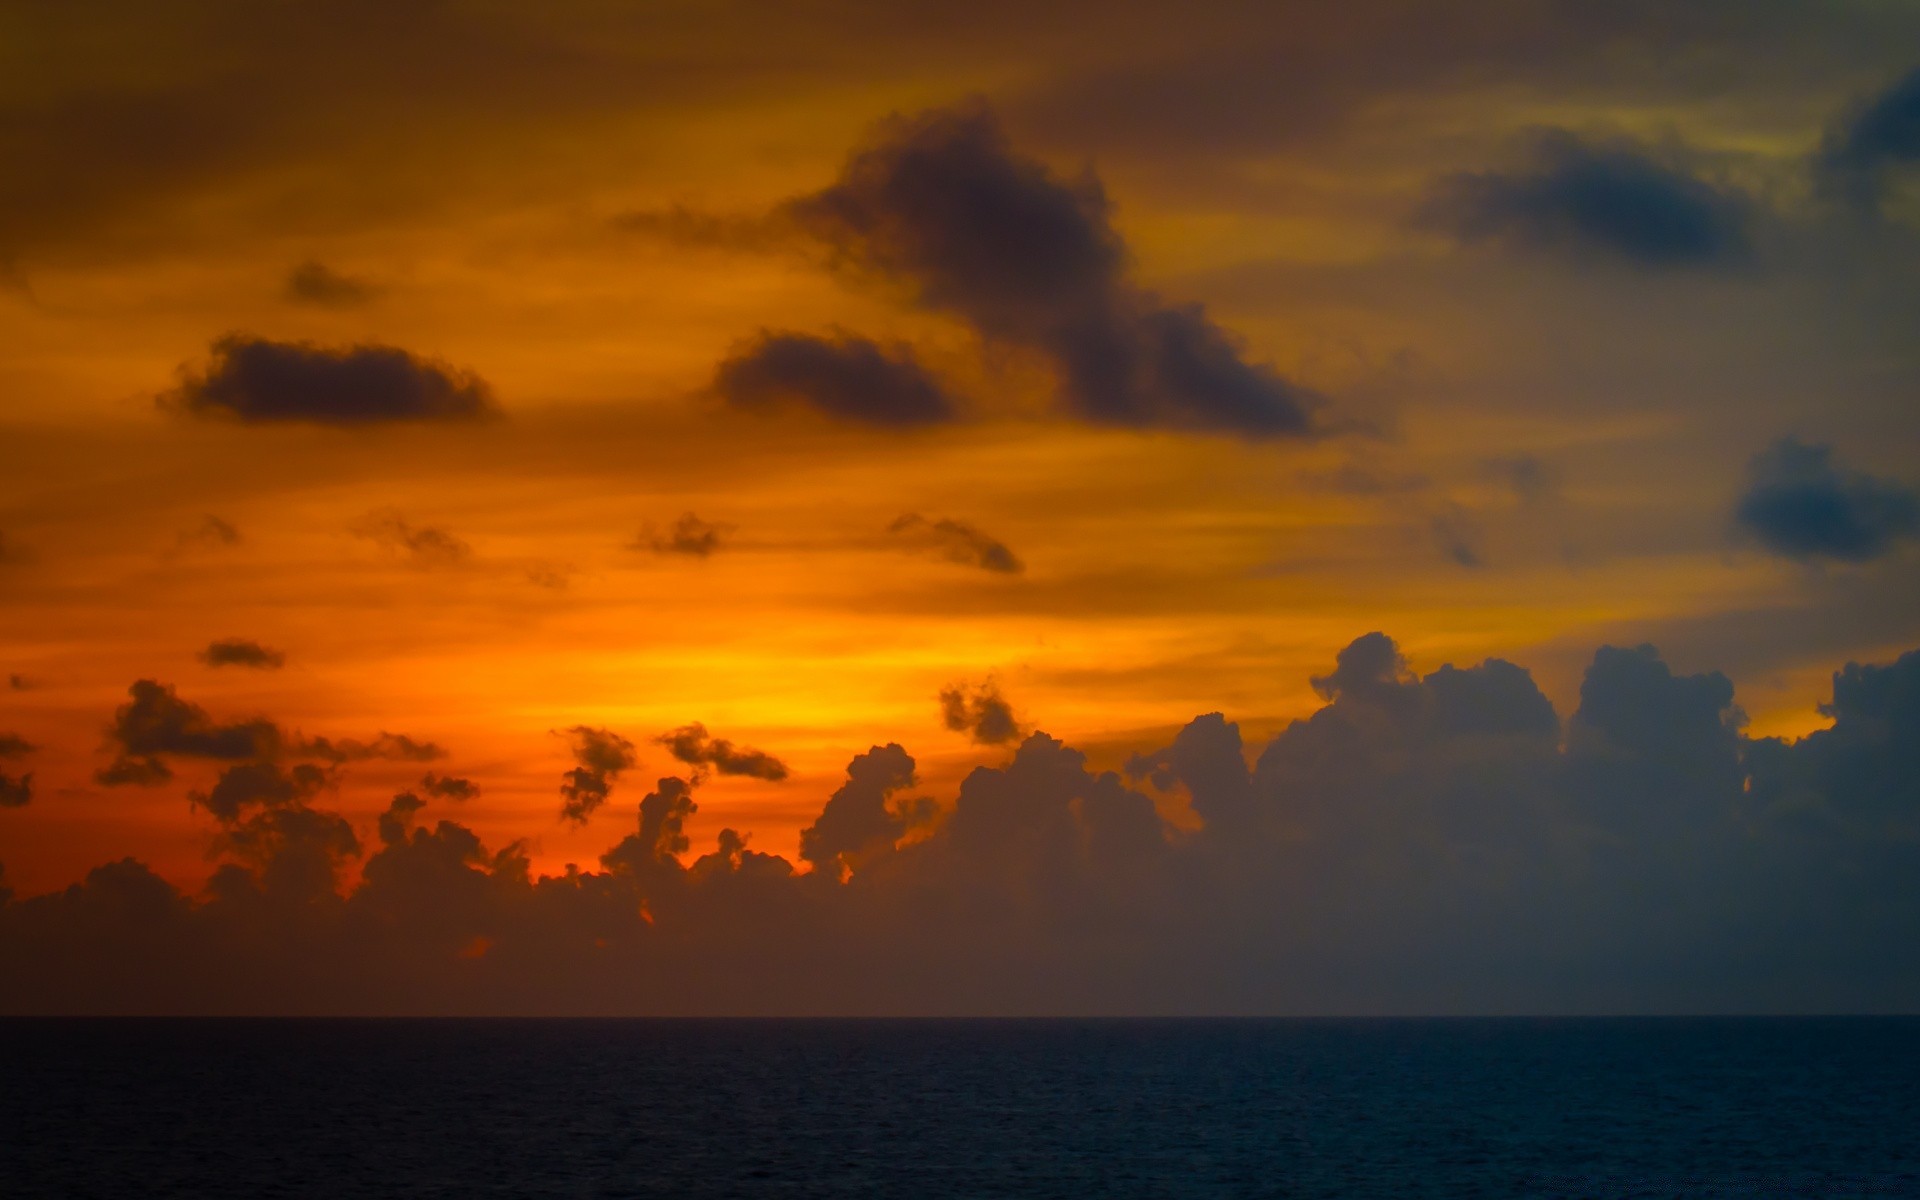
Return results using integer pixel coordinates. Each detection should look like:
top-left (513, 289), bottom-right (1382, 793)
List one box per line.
top-left (3, 1017), bottom-right (1917, 1198)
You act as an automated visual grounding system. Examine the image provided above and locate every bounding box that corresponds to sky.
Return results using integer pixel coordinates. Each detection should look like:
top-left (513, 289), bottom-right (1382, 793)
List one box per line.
top-left (1, 0), bottom-right (1918, 1015)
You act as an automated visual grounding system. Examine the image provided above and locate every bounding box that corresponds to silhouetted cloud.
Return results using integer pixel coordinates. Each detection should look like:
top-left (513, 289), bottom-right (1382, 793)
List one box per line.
top-left (787, 102), bottom-right (1319, 437)
top-left (420, 772), bottom-right (478, 801)
top-left (161, 334), bottom-right (495, 425)
top-left (198, 639), bottom-right (286, 670)
top-left (350, 509), bottom-right (473, 566)
top-left (1735, 437), bottom-right (1919, 563)
top-left (297, 733), bottom-right (446, 764)
top-left (713, 331), bottom-right (959, 426)
top-left (96, 679), bottom-right (282, 786)
top-left (558, 726), bottom-right (637, 825)
top-left (1420, 131), bottom-right (1753, 268)
top-left (194, 761), bottom-right (331, 823)
top-left (1817, 66), bottom-right (1920, 212)
top-left (656, 723), bottom-right (789, 781)
top-left (642, 513), bottom-right (729, 557)
top-left (939, 681), bottom-right (1024, 744)
top-left (0, 735), bottom-right (32, 759)
top-left (888, 513), bottom-right (1022, 573)
top-left (0, 734), bottom-right (31, 809)
top-left (6, 675), bottom-right (30, 691)
top-left (799, 743), bottom-right (919, 875)
top-left (283, 260), bottom-right (379, 307)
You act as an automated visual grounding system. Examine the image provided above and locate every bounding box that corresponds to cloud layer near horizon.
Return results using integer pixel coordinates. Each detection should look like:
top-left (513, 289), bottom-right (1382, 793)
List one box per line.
top-left (3, 634), bottom-right (1916, 1016)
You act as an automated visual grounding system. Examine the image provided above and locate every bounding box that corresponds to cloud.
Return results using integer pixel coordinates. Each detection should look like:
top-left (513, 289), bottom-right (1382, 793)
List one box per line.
top-left (1419, 130), bottom-right (1753, 268)
top-left (656, 723), bottom-right (789, 781)
top-left (1817, 66), bottom-right (1920, 212)
top-left (1428, 505), bottom-right (1485, 568)
top-left (297, 733), bottom-right (446, 764)
top-left (6, 675), bottom-right (30, 691)
top-left (419, 772), bottom-right (479, 801)
top-left (174, 515), bottom-right (241, 552)
top-left (283, 260), bottom-right (379, 307)
top-left (798, 743), bottom-right (920, 875)
top-left (1480, 454), bottom-right (1560, 505)
top-left (888, 513), bottom-right (1023, 573)
top-left (939, 681), bottom-right (1024, 745)
top-left (713, 331), bottom-right (960, 426)
top-left (786, 102), bottom-right (1320, 437)
top-left (96, 679), bottom-right (282, 786)
top-left (198, 639), bottom-right (286, 670)
top-left (193, 761), bottom-right (331, 824)
top-left (0, 734), bottom-right (31, 809)
top-left (350, 509), bottom-right (473, 567)
top-left (611, 206), bottom-right (787, 252)
top-left (1735, 436), bottom-right (1919, 563)
top-left (161, 334), bottom-right (496, 425)
top-left (558, 726), bottom-right (638, 825)
top-left (0, 735), bottom-right (32, 759)
top-left (642, 513), bottom-right (730, 557)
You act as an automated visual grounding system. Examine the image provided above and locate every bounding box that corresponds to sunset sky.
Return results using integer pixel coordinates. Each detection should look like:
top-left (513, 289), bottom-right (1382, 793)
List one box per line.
top-left (2, 1), bottom-right (1918, 1014)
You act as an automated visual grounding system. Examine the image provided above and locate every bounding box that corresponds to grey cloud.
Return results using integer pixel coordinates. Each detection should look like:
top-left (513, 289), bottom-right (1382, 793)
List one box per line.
top-left (939, 681), bottom-right (1024, 745)
top-left (1818, 65), bottom-right (1920, 213)
top-left (888, 513), bottom-right (1023, 574)
top-left (350, 509), bottom-right (473, 567)
top-left (162, 334), bottom-right (495, 425)
top-left (713, 331), bottom-right (960, 426)
top-left (1428, 505), bottom-right (1485, 569)
top-left (558, 726), bottom-right (638, 825)
top-left (1420, 131), bottom-right (1754, 268)
top-left (283, 260), bottom-right (379, 307)
top-left (0, 735), bottom-right (31, 809)
top-left (198, 639), bottom-right (286, 670)
top-left (642, 513), bottom-right (730, 558)
top-left (1735, 437), bottom-right (1920, 564)
top-left (799, 744), bottom-right (920, 875)
top-left (420, 772), bottom-right (479, 801)
top-left (298, 732), bottom-right (446, 764)
top-left (175, 515), bottom-right (241, 552)
top-left (96, 679), bottom-right (282, 786)
top-left (1480, 455), bottom-right (1560, 505)
top-left (788, 103), bottom-right (1320, 437)
top-left (656, 723), bottom-right (789, 782)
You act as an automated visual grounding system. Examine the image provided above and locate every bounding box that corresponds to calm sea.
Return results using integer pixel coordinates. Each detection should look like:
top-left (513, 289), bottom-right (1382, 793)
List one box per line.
top-left (3, 1018), bottom-right (1916, 1198)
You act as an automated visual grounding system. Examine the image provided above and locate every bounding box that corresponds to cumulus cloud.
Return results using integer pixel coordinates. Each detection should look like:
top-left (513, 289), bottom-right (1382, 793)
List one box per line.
top-left (1817, 66), bottom-right (1920, 213)
top-left (1735, 436), bottom-right (1919, 563)
top-left (198, 639), bottom-right (286, 670)
top-left (641, 513), bottom-right (730, 557)
top-left (161, 334), bottom-right (495, 425)
top-left (888, 513), bottom-right (1023, 574)
top-left (558, 726), bottom-right (638, 825)
top-left (713, 331), bottom-right (960, 426)
top-left (419, 772), bottom-right (479, 801)
top-left (786, 102), bottom-right (1319, 437)
top-left (656, 723), bottom-right (789, 781)
top-left (11, 635), bottom-right (1920, 1015)
top-left (939, 681), bottom-right (1024, 745)
top-left (283, 260), bottom-right (379, 307)
top-left (1420, 130), bottom-right (1753, 268)
top-left (350, 509), bottom-right (473, 567)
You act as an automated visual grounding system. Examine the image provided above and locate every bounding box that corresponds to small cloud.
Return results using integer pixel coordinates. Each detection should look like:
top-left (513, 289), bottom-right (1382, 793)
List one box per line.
top-left (714, 330), bottom-right (960, 427)
top-left (1419, 130), bottom-right (1753, 268)
top-left (283, 260), bottom-right (379, 308)
top-left (350, 509), bottom-right (472, 567)
top-left (175, 515), bottom-right (242, 552)
top-left (938, 681), bottom-right (1024, 745)
top-left (1735, 436), bottom-right (1919, 563)
top-left (1430, 505), bottom-right (1486, 568)
top-left (1816, 66), bottom-right (1920, 213)
top-left (557, 726), bottom-right (637, 825)
top-left (198, 639), bottom-right (286, 670)
top-left (523, 562), bottom-right (572, 590)
top-left (888, 513), bottom-right (1023, 574)
top-left (0, 772), bottom-right (29, 808)
top-left (420, 772), bottom-right (479, 801)
top-left (1480, 455), bottom-right (1560, 505)
top-left (7, 674), bottom-right (32, 691)
top-left (656, 723), bottom-right (790, 781)
top-left (298, 732), bottom-right (445, 764)
top-left (161, 334), bottom-right (496, 425)
top-left (641, 513), bottom-right (730, 558)
top-left (0, 734), bottom-right (33, 758)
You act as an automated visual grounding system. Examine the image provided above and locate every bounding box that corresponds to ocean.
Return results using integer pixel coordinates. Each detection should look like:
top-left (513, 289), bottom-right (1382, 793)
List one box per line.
top-left (3, 1017), bottom-right (1916, 1198)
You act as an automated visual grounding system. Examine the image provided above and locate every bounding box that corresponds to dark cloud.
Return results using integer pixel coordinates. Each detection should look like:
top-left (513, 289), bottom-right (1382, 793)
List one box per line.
top-left (161, 334), bottom-right (496, 425)
top-left (939, 681), bottom-right (1024, 745)
top-left (1429, 505), bottom-right (1485, 569)
top-left (420, 772), bottom-right (479, 801)
top-left (558, 726), bottom-right (638, 825)
top-left (656, 723), bottom-right (789, 781)
top-left (0, 735), bottom-right (32, 759)
top-left (350, 509), bottom-right (473, 567)
top-left (96, 679), bottom-right (282, 786)
top-left (799, 743), bottom-right (920, 875)
top-left (297, 733), bottom-right (446, 764)
top-left (6, 675), bottom-right (30, 691)
top-left (713, 331), bottom-right (960, 426)
top-left (198, 639), bottom-right (286, 670)
top-left (0, 734), bottom-right (31, 809)
top-left (283, 260), bottom-right (379, 307)
top-left (642, 513), bottom-right (729, 558)
top-left (174, 515), bottom-right (241, 552)
top-left (787, 102), bottom-right (1319, 437)
top-left (10, 634), bottom-right (1920, 1014)
top-left (1818, 66), bottom-right (1920, 212)
top-left (1480, 455), bottom-right (1560, 505)
top-left (888, 513), bottom-right (1023, 574)
top-left (1419, 131), bottom-right (1753, 268)
top-left (1735, 436), bottom-right (1919, 563)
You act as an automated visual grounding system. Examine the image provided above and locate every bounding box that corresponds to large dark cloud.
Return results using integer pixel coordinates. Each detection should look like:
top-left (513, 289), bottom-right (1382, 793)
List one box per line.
top-left (787, 103), bottom-right (1319, 437)
top-left (558, 726), bottom-right (638, 825)
top-left (198, 639), bottom-right (286, 670)
top-left (656, 723), bottom-right (789, 782)
top-left (888, 513), bottom-right (1023, 574)
top-left (713, 331), bottom-right (960, 426)
top-left (8, 635), bottom-right (1920, 1015)
top-left (1818, 66), bottom-right (1920, 212)
top-left (1735, 436), bottom-right (1919, 563)
top-left (1419, 131), bottom-right (1753, 268)
top-left (161, 334), bottom-right (496, 425)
